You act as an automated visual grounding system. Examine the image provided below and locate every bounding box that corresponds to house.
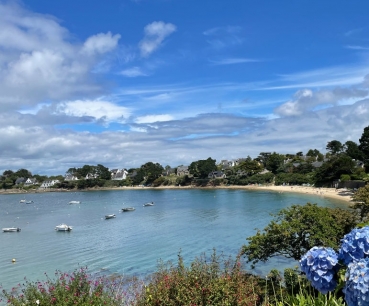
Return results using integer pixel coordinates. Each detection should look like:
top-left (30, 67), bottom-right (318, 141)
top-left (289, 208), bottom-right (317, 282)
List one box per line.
top-left (15, 177), bottom-right (27, 185)
top-left (111, 169), bottom-right (128, 180)
top-left (85, 173), bottom-right (98, 180)
top-left (24, 178), bottom-right (37, 186)
top-left (40, 180), bottom-right (60, 188)
top-left (64, 174), bottom-right (79, 181)
top-left (208, 171), bottom-right (226, 179)
top-left (177, 166), bottom-right (189, 176)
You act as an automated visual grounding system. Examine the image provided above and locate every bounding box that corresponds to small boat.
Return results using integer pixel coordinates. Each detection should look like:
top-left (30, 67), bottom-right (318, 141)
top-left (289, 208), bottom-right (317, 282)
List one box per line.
top-left (19, 200), bottom-right (26, 203)
top-left (105, 214), bottom-right (116, 219)
top-left (121, 207), bottom-right (135, 212)
top-left (69, 201), bottom-right (81, 204)
top-left (25, 200), bottom-right (34, 204)
top-left (55, 224), bottom-right (72, 231)
top-left (3, 227), bottom-right (21, 232)
top-left (143, 202), bottom-right (154, 207)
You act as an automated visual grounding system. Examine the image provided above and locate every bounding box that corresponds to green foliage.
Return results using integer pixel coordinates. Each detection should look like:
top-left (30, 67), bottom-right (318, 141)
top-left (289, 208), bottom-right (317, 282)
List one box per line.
top-left (236, 172), bottom-right (274, 185)
top-left (359, 125), bottom-right (369, 169)
top-left (235, 156), bottom-right (263, 176)
top-left (135, 251), bottom-right (261, 306)
top-left (175, 175), bottom-right (192, 186)
top-left (352, 185), bottom-right (369, 221)
top-left (326, 140), bottom-right (343, 155)
top-left (241, 203), bottom-right (357, 266)
top-left (140, 162), bottom-right (164, 184)
top-left (266, 152), bottom-right (285, 174)
top-left (340, 174), bottom-right (351, 182)
top-left (1, 268), bottom-right (125, 306)
top-left (275, 173), bottom-right (312, 186)
top-left (189, 157), bottom-right (217, 178)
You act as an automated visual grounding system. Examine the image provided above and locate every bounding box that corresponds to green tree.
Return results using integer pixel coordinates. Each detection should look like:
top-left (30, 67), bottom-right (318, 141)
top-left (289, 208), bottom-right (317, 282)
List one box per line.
top-left (96, 164), bottom-right (111, 180)
top-left (326, 140), bottom-right (343, 155)
top-left (189, 157), bottom-right (217, 178)
top-left (241, 203), bottom-right (356, 266)
top-left (140, 162), bottom-right (164, 184)
top-left (344, 140), bottom-right (364, 161)
top-left (15, 168), bottom-right (32, 178)
top-left (359, 126), bottom-right (369, 170)
top-left (265, 152), bottom-right (285, 174)
top-left (235, 156), bottom-right (263, 176)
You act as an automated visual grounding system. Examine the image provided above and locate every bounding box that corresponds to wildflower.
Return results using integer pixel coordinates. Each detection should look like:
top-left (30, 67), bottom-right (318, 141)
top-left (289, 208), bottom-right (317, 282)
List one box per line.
top-left (300, 246), bottom-right (338, 294)
top-left (339, 226), bottom-right (369, 265)
top-left (343, 258), bottom-right (369, 306)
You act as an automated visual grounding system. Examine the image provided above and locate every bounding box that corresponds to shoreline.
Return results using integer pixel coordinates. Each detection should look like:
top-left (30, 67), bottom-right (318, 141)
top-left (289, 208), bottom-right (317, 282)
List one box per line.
top-left (0, 185), bottom-right (355, 204)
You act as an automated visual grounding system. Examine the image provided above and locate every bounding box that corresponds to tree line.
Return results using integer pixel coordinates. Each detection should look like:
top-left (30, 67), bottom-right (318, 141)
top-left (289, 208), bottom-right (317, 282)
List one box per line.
top-left (1, 125), bottom-right (369, 190)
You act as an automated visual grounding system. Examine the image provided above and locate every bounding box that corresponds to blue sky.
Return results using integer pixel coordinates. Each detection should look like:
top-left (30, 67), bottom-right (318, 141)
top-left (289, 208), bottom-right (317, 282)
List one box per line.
top-left (0, 0), bottom-right (369, 175)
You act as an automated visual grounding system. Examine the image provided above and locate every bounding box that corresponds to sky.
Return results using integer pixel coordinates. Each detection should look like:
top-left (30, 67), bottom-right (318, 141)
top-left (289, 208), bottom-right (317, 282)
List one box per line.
top-left (0, 0), bottom-right (369, 176)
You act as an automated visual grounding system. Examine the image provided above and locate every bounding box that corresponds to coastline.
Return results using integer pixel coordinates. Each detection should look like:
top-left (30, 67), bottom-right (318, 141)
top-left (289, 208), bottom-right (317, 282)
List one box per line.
top-left (0, 185), bottom-right (355, 204)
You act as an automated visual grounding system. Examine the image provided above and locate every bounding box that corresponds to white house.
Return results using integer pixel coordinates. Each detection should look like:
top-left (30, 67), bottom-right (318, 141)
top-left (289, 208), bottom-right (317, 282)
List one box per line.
top-left (111, 169), bottom-right (128, 180)
top-left (40, 180), bottom-right (60, 188)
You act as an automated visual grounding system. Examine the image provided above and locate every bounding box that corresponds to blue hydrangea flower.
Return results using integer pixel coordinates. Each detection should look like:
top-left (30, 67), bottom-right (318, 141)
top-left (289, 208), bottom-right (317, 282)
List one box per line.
top-left (339, 226), bottom-right (369, 265)
top-left (300, 246), bottom-right (338, 294)
top-left (343, 258), bottom-right (369, 306)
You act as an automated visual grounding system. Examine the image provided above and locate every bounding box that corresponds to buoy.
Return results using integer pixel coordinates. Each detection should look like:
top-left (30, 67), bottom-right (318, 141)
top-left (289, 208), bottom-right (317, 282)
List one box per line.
top-left (12, 258), bottom-right (16, 263)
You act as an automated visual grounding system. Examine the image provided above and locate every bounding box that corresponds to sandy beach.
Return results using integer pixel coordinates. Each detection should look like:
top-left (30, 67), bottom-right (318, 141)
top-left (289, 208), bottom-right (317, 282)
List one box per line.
top-left (0, 185), bottom-right (355, 204)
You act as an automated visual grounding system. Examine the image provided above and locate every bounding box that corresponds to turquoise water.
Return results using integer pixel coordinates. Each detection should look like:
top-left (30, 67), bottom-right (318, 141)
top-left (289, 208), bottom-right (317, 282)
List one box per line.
top-left (0, 189), bottom-right (348, 290)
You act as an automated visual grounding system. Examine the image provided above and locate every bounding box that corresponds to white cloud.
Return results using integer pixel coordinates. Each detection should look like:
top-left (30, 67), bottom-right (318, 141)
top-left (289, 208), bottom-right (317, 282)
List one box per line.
top-left (135, 114), bottom-right (174, 123)
top-left (120, 67), bottom-right (147, 77)
top-left (274, 86), bottom-right (368, 117)
top-left (82, 32), bottom-right (121, 56)
top-left (139, 21), bottom-right (176, 57)
top-left (0, 2), bottom-right (121, 111)
top-left (55, 100), bottom-right (131, 123)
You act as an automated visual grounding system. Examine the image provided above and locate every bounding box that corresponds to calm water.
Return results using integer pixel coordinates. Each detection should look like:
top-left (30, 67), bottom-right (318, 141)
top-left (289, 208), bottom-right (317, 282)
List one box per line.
top-left (0, 188), bottom-right (348, 290)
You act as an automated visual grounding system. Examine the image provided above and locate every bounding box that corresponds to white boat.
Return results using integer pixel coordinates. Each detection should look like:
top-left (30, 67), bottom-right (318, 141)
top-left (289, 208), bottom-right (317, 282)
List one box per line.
top-left (143, 202), bottom-right (154, 207)
top-left (3, 227), bottom-right (21, 232)
top-left (19, 200), bottom-right (26, 203)
top-left (69, 201), bottom-right (81, 204)
top-left (105, 214), bottom-right (116, 219)
top-left (55, 224), bottom-right (72, 231)
top-left (121, 207), bottom-right (135, 212)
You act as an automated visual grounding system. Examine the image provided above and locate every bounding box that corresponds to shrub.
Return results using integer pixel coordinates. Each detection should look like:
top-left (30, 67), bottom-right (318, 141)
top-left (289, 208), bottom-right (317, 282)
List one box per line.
top-left (0, 267), bottom-right (133, 306)
top-left (135, 251), bottom-right (261, 306)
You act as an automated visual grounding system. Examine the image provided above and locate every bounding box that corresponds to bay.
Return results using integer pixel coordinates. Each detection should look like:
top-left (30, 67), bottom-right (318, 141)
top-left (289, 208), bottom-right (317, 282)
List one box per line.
top-left (0, 188), bottom-right (348, 290)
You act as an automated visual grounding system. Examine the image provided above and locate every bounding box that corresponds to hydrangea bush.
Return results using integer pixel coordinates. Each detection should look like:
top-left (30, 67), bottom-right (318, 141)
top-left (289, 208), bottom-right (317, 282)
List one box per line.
top-left (300, 226), bottom-right (369, 306)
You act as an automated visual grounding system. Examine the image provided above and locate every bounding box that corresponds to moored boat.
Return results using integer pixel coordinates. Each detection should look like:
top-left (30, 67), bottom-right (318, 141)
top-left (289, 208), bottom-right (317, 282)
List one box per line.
top-left (121, 207), bottom-right (135, 212)
top-left (25, 200), bottom-right (34, 204)
top-left (143, 202), bottom-right (154, 207)
top-left (55, 224), bottom-right (72, 231)
top-left (3, 227), bottom-right (21, 232)
top-left (105, 214), bottom-right (116, 219)
top-left (19, 200), bottom-right (26, 203)
top-left (69, 201), bottom-right (81, 204)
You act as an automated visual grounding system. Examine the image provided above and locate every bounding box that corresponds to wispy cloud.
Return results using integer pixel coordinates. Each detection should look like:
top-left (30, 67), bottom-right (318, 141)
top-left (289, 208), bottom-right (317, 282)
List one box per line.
top-left (120, 67), bottom-right (148, 77)
top-left (139, 21), bottom-right (176, 57)
top-left (209, 58), bottom-right (260, 65)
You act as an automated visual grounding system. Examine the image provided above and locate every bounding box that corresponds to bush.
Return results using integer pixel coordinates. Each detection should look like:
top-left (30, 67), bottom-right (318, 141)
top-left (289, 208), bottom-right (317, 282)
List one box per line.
top-left (1, 268), bottom-right (131, 306)
top-left (135, 251), bottom-right (261, 306)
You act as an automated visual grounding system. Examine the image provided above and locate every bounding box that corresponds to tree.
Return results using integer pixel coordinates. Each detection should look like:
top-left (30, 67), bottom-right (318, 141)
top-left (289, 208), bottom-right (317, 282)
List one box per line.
top-left (352, 185), bottom-right (369, 222)
top-left (306, 149), bottom-right (320, 157)
top-left (359, 126), bottom-right (369, 169)
top-left (241, 203), bottom-right (356, 266)
top-left (188, 157), bottom-right (217, 178)
top-left (140, 162), bottom-right (164, 184)
top-left (326, 140), bottom-right (343, 155)
top-left (96, 164), bottom-right (111, 180)
top-left (265, 152), bottom-right (285, 174)
top-left (344, 140), bottom-right (363, 161)
top-left (15, 168), bottom-right (32, 178)
top-left (235, 156), bottom-right (263, 176)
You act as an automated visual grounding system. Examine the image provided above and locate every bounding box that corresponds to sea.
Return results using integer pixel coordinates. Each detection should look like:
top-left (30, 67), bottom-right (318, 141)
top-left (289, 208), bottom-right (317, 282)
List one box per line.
top-left (0, 188), bottom-right (349, 291)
